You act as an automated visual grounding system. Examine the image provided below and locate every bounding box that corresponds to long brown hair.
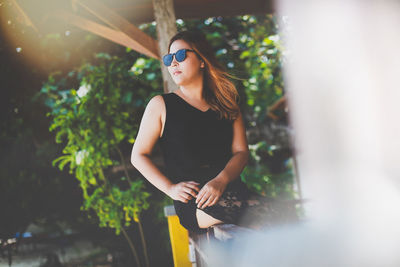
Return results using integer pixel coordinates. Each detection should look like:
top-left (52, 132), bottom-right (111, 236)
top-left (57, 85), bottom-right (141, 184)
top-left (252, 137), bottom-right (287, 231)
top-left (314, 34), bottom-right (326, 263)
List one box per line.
top-left (168, 30), bottom-right (240, 120)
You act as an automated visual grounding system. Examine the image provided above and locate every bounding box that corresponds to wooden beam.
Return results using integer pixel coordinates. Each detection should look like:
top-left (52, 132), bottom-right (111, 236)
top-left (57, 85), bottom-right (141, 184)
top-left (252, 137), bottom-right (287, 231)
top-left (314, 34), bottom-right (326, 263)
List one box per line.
top-left (174, 0), bottom-right (274, 19)
top-left (7, 0), bottom-right (38, 32)
top-left (110, 0), bottom-right (275, 24)
top-left (75, 0), bottom-right (159, 59)
top-left (56, 11), bottom-right (158, 59)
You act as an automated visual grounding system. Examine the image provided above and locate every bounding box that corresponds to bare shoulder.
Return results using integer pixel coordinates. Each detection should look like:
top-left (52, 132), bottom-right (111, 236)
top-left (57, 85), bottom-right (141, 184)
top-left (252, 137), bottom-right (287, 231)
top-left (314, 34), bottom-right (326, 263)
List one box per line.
top-left (147, 95), bottom-right (164, 108)
top-left (145, 95), bottom-right (165, 115)
top-left (144, 95), bottom-right (166, 138)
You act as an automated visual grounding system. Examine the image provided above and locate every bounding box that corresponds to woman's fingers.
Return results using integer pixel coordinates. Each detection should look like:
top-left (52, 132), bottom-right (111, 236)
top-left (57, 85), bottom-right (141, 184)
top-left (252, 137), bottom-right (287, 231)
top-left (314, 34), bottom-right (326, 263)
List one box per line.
top-left (196, 188), bottom-right (206, 205)
top-left (196, 190), bottom-right (211, 208)
top-left (183, 186), bottom-right (198, 198)
top-left (185, 182), bottom-right (200, 192)
top-left (171, 181), bottom-right (201, 203)
top-left (178, 197), bottom-right (187, 203)
top-left (176, 180), bottom-right (222, 207)
top-left (179, 192), bottom-right (192, 202)
top-left (199, 195), bottom-right (216, 209)
top-left (175, 181), bottom-right (223, 206)
top-left (209, 195), bottom-right (219, 207)
top-left (173, 180), bottom-right (225, 206)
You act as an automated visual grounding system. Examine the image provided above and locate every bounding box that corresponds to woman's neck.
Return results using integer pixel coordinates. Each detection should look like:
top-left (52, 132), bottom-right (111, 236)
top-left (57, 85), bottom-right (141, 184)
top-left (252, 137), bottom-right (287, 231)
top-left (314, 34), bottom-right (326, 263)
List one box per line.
top-left (179, 75), bottom-right (204, 100)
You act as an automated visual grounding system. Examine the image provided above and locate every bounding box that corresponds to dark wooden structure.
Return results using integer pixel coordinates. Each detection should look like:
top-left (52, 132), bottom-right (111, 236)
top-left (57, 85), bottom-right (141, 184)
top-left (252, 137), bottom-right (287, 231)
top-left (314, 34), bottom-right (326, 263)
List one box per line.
top-left (5, 0), bottom-right (274, 92)
top-left (5, 1), bottom-right (274, 57)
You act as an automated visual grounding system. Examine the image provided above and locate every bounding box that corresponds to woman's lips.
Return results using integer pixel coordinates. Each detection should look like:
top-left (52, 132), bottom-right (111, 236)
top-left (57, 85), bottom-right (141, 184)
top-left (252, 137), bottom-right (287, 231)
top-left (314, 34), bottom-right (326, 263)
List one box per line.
top-left (173, 71), bottom-right (182, 75)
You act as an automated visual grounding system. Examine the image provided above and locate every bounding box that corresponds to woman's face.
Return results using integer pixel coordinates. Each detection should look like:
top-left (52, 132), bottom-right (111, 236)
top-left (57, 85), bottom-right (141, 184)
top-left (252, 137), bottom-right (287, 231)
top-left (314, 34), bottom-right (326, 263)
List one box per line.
top-left (167, 39), bottom-right (203, 86)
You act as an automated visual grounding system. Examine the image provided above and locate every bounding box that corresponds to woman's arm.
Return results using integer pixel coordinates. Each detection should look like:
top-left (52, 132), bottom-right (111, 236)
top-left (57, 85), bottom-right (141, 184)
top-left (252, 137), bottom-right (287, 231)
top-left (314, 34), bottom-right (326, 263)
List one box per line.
top-left (131, 95), bottom-right (200, 203)
top-left (196, 111), bottom-right (250, 209)
top-left (214, 111), bottom-right (250, 184)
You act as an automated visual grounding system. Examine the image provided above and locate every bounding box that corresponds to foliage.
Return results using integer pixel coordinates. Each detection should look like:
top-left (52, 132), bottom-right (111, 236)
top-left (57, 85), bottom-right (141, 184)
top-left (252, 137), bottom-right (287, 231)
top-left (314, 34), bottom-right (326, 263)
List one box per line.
top-left (242, 141), bottom-right (294, 198)
top-left (237, 15), bottom-right (294, 198)
top-left (40, 53), bottom-right (159, 234)
top-left (238, 15), bottom-right (285, 122)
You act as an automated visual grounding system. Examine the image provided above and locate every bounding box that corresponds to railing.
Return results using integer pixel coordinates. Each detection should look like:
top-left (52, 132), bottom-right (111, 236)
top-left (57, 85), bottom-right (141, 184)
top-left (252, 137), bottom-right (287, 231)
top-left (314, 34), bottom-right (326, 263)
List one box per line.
top-left (164, 205), bottom-right (254, 267)
top-left (189, 224), bottom-right (255, 267)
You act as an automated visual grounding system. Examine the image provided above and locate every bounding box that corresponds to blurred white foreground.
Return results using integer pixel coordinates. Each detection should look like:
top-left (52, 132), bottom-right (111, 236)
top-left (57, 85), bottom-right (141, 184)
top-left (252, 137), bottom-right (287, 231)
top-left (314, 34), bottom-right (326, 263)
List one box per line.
top-left (207, 1), bottom-right (400, 266)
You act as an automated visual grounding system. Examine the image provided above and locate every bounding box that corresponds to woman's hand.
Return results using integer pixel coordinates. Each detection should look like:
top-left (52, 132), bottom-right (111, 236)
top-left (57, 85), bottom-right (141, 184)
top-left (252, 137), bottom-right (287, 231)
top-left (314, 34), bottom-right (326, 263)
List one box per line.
top-left (196, 178), bottom-right (228, 209)
top-left (167, 181), bottom-right (200, 203)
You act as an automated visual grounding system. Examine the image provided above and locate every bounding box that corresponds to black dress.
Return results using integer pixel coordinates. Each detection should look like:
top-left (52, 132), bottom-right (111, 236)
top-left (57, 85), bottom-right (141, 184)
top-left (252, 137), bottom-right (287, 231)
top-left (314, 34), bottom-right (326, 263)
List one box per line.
top-left (159, 92), bottom-right (296, 233)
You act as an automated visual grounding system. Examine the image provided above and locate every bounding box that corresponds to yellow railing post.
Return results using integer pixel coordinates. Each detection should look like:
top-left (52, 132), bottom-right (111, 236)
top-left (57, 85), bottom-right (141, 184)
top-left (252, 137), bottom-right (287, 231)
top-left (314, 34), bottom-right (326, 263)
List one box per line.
top-left (164, 205), bottom-right (193, 267)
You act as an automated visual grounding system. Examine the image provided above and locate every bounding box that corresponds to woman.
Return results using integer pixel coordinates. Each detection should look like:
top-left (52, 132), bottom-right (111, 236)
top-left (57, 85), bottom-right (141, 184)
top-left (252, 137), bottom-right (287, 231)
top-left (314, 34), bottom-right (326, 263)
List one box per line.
top-left (131, 31), bottom-right (289, 233)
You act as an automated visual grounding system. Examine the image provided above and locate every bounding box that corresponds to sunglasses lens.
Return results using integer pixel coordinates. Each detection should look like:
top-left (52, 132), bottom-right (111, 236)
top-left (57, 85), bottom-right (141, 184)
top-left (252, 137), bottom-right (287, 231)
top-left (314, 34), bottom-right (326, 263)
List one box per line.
top-left (175, 49), bottom-right (186, 62)
top-left (163, 49), bottom-right (189, 66)
top-left (163, 54), bottom-right (173, 66)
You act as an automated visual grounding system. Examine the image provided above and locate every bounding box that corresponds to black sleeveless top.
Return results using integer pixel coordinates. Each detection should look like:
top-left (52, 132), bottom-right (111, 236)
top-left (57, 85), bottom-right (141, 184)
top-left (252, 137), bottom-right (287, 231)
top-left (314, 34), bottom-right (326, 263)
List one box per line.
top-left (159, 92), bottom-right (237, 186)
